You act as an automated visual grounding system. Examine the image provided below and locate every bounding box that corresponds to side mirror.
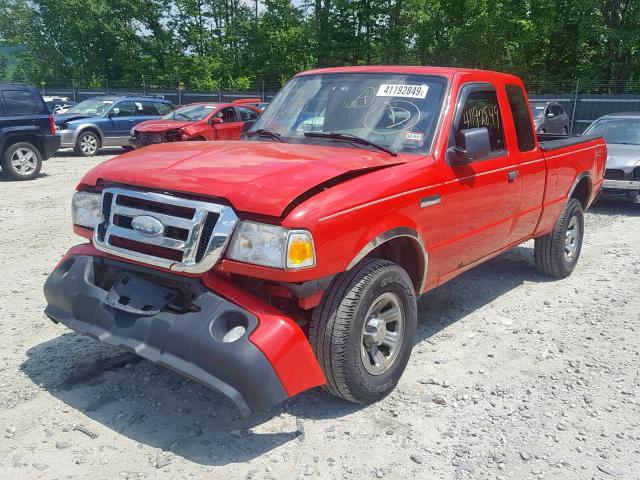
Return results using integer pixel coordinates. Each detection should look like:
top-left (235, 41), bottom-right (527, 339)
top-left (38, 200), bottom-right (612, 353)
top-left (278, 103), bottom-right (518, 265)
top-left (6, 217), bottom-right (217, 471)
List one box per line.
top-left (210, 117), bottom-right (223, 125)
top-left (452, 127), bottom-right (491, 163)
top-left (108, 107), bottom-right (120, 117)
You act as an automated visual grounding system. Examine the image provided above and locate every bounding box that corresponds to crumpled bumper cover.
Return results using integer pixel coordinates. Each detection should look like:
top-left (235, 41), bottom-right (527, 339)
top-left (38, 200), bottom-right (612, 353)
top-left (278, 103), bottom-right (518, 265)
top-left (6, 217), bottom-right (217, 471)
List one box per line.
top-left (43, 254), bottom-right (323, 416)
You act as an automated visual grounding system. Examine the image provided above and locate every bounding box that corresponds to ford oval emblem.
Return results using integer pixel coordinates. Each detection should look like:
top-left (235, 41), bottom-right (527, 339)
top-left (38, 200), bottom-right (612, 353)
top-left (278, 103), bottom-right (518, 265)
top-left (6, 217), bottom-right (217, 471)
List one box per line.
top-left (131, 215), bottom-right (164, 237)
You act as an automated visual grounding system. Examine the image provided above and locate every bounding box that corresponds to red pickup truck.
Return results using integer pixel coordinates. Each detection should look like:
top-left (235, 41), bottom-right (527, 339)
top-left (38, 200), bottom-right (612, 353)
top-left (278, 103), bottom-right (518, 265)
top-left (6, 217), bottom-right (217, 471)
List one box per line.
top-left (44, 66), bottom-right (605, 416)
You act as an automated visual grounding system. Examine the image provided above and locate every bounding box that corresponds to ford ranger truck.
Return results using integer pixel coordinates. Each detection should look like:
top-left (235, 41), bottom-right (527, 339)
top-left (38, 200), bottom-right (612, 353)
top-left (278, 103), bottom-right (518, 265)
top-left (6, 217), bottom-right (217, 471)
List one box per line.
top-left (44, 67), bottom-right (606, 416)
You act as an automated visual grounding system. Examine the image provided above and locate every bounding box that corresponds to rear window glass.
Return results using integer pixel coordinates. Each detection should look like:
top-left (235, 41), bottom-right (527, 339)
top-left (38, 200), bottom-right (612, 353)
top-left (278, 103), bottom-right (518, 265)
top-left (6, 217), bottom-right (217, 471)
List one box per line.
top-left (2, 90), bottom-right (41, 115)
top-left (506, 85), bottom-right (536, 152)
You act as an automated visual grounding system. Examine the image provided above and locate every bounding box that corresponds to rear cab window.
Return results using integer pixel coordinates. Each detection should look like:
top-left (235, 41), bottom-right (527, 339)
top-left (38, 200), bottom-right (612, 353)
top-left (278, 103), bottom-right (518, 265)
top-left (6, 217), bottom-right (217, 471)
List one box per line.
top-left (2, 89), bottom-right (43, 116)
top-left (505, 85), bottom-right (536, 152)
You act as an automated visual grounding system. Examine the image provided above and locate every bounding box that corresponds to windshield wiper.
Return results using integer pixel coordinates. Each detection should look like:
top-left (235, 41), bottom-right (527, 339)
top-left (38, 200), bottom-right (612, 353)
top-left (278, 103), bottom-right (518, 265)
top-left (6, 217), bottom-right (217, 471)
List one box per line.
top-left (175, 113), bottom-right (192, 121)
top-left (245, 129), bottom-right (286, 143)
top-left (304, 132), bottom-right (397, 156)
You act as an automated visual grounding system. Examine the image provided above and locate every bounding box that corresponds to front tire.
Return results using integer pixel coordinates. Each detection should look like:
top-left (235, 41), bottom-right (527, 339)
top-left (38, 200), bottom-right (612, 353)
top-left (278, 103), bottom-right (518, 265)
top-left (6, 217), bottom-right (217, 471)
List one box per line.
top-left (309, 259), bottom-right (417, 404)
top-left (74, 131), bottom-right (100, 157)
top-left (534, 198), bottom-right (584, 278)
top-left (1, 142), bottom-right (42, 180)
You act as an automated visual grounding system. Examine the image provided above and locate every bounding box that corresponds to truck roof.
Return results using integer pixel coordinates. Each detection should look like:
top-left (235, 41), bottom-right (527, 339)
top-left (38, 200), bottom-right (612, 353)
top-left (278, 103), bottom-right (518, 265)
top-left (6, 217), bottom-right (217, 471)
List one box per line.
top-left (296, 65), bottom-right (523, 84)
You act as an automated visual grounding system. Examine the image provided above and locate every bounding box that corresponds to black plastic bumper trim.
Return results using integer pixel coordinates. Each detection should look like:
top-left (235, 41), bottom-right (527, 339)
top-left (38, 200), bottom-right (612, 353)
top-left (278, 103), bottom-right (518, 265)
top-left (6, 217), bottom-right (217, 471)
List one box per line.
top-left (43, 255), bottom-right (288, 416)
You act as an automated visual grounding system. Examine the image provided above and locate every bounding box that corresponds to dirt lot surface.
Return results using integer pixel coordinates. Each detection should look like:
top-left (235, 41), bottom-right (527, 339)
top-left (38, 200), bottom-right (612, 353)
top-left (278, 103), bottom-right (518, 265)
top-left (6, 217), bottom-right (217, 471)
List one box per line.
top-left (1, 150), bottom-right (639, 480)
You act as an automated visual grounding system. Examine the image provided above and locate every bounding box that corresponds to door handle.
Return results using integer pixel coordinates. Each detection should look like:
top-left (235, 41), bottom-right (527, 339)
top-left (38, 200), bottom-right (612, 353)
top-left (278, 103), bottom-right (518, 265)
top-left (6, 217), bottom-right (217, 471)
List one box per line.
top-left (507, 170), bottom-right (518, 182)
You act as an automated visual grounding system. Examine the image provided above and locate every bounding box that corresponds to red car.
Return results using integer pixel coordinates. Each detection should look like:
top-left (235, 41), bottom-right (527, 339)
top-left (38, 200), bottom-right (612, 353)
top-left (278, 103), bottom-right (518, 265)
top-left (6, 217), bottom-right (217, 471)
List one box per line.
top-left (130, 102), bottom-right (261, 148)
top-left (45, 66), bottom-right (605, 416)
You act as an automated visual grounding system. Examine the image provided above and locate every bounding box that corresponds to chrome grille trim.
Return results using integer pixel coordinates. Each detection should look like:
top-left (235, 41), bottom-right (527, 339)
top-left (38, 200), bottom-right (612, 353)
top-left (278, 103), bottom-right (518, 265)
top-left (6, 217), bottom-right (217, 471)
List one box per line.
top-left (94, 187), bottom-right (238, 273)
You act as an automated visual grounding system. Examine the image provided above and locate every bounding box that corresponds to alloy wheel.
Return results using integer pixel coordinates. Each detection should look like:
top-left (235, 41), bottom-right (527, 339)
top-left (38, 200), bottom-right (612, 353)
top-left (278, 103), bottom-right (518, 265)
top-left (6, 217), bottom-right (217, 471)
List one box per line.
top-left (360, 292), bottom-right (405, 376)
top-left (10, 147), bottom-right (38, 176)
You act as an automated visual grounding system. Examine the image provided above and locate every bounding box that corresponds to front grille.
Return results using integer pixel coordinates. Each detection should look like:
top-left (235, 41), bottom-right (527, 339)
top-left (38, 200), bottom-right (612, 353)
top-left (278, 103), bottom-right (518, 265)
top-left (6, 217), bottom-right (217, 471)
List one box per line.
top-left (604, 169), bottom-right (625, 180)
top-left (94, 188), bottom-right (238, 274)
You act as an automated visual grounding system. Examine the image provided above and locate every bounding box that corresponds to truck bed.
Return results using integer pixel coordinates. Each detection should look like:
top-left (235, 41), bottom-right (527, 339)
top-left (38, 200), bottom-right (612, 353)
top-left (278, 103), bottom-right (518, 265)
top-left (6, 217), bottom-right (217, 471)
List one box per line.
top-left (537, 134), bottom-right (601, 152)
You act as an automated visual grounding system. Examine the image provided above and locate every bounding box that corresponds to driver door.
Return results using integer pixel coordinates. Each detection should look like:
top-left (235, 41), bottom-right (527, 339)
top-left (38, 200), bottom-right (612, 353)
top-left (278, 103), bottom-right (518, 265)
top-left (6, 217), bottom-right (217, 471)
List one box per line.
top-left (435, 83), bottom-right (523, 280)
top-left (210, 107), bottom-right (240, 140)
top-left (107, 101), bottom-right (137, 143)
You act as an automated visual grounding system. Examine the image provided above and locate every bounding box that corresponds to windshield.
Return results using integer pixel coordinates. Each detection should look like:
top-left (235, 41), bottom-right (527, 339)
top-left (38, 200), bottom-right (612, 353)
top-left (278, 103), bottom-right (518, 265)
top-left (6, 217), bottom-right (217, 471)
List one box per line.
top-left (249, 73), bottom-right (448, 153)
top-left (65, 99), bottom-right (114, 115)
top-left (531, 105), bottom-right (546, 120)
top-left (163, 104), bottom-right (217, 121)
top-left (584, 118), bottom-right (640, 145)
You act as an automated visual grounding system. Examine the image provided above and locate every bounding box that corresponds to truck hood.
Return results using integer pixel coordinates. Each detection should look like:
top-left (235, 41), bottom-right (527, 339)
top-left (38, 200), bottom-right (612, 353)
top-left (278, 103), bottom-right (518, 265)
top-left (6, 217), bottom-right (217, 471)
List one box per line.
top-left (81, 141), bottom-right (413, 217)
top-left (605, 143), bottom-right (640, 170)
top-left (135, 119), bottom-right (193, 132)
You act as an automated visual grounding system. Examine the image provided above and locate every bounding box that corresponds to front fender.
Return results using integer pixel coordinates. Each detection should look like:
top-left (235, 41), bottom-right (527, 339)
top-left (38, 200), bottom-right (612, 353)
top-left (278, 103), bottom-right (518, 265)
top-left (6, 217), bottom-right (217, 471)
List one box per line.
top-left (69, 123), bottom-right (104, 143)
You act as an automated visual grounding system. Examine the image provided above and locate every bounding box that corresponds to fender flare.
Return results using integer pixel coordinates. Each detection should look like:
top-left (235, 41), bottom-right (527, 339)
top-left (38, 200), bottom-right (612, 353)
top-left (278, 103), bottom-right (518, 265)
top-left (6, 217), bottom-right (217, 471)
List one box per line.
top-left (567, 171), bottom-right (593, 208)
top-left (0, 127), bottom-right (43, 156)
top-left (346, 226), bottom-right (428, 293)
top-left (71, 123), bottom-right (105, 145)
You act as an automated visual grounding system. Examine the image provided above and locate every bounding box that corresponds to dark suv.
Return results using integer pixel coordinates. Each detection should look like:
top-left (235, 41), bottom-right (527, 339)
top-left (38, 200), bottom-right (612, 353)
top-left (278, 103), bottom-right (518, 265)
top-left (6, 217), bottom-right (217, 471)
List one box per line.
top-left (0, 84), bottom-right (60, 180)
top-left (530, 101), bottom-right (570, 134)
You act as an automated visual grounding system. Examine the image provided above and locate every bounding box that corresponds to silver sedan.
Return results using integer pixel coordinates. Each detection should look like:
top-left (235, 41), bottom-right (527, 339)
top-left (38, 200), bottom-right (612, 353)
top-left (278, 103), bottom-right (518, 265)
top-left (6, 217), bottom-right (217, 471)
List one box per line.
top-left (584, 113), bottom-right (640, 203)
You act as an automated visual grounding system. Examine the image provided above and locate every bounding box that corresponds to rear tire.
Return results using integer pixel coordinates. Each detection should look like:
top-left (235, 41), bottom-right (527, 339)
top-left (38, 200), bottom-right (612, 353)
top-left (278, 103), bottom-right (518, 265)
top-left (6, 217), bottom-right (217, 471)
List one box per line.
top-left (309, 258), bottom-right (417, 404)
top-left (534, 198), bottom-right (584, 278)
top-left (1, 142), bottom-right (42, 181)
top-left (74, 131), bottom-right (100, 157)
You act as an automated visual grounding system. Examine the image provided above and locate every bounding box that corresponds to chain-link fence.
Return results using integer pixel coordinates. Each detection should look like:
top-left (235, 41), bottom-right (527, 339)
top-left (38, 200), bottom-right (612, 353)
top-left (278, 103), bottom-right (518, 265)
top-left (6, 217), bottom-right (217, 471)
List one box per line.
top-left (39, 79), bottom-right (284, 105)
top-left (526, 81), bottom-right (640, 134)
top-left (40, 79), bottom-right (640, 134)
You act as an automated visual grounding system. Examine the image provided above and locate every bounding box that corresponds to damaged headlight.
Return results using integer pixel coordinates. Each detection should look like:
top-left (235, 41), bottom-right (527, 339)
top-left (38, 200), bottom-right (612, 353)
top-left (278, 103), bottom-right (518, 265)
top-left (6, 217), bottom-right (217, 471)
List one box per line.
top-left (71, 191), bottom-right (101, 229)
top-left (227, 221), bottom-right (315, 269)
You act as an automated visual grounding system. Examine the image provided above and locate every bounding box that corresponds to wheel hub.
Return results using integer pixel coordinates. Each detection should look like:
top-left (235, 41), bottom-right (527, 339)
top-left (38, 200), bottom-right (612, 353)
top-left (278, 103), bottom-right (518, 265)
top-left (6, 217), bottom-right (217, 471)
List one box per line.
top-left (360, 292), bottom-right (405, 376)
top-left (363, 317), bottom-right (386, 346)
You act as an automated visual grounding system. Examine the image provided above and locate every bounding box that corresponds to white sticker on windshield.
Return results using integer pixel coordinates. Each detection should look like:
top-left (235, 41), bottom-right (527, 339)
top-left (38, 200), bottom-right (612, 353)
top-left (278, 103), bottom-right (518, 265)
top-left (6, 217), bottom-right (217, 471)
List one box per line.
top-left (376, 84), bottom-right (429, 99)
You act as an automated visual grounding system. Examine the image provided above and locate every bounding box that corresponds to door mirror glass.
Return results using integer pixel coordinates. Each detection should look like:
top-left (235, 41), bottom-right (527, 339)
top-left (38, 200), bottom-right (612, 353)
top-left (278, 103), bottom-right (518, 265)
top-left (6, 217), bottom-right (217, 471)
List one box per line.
top-left (453, 127), bottom-right (491, 163)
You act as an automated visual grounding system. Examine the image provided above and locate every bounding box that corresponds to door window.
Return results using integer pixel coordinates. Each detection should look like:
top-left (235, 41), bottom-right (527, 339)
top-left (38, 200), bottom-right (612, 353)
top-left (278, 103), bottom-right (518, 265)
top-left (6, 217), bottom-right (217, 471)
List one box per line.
top-left (154, 102), bottom-right (173, 115)
top-left (111, 101), bottom-right (136, 116)
top-left (2, 90), bottom-right (41, 115)
top-left (505, 85), bottom-right (535, 152)
top-left (237, 107), bottom-right (258, 121)
top-left (136, 101), bottom-right (159, 115)
top-left (456, 90), bottom-right (505, 152)
top-left (214, 107), bottom-right (237, 123)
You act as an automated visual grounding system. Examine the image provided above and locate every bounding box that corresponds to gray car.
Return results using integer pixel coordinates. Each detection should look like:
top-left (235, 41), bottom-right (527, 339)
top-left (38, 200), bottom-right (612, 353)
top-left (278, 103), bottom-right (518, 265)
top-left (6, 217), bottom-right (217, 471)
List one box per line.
top-left (530, 102), bottom-right (570, 134)
top-left (583, 112), bottom-right (640, 203)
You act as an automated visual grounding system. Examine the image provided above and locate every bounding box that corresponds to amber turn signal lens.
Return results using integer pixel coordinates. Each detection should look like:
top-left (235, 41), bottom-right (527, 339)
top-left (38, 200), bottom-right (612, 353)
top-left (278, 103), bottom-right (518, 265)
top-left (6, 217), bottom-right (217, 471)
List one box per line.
top-left (286, 232), bottom-right (315, 268)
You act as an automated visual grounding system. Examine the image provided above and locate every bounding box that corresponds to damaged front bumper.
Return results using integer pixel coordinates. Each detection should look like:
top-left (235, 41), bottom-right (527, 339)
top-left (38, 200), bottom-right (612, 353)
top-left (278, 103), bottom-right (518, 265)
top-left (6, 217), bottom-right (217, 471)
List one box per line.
top-left (43, 251), bottom-right (325, 416)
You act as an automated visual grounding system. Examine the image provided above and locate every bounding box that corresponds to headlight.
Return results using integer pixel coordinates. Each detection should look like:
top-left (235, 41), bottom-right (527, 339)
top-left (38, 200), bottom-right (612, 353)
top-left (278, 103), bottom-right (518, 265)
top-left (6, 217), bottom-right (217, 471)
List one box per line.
top-left (71, 191), bottom-right (101, 229)
top-left (227, 221), bottom-right (315, 269)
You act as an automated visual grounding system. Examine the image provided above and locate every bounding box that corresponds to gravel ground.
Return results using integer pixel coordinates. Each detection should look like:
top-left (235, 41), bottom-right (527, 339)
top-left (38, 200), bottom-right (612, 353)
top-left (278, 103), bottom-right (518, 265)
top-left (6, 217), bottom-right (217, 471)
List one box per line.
top-left (1, 150), bottom-right (639, 480)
